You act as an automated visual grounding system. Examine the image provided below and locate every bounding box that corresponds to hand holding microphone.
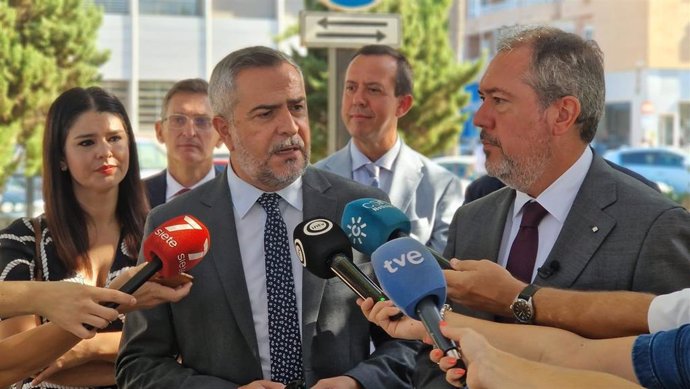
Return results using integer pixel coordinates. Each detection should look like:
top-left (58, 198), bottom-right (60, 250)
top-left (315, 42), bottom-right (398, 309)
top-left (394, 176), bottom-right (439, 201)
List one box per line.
top-left (371, 237), bottom-right (467, 386)
top-left (87, 215), bottom-right (210, 329)
top-left (341, 198), bottom-right (451, 269)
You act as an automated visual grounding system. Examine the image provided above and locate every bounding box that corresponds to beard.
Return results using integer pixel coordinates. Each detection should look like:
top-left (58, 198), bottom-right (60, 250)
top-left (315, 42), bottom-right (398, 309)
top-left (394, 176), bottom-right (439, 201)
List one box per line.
top-left (230, 131), bottom-right (310, 191)
top-left (482, 128), bottom-right (552, 193)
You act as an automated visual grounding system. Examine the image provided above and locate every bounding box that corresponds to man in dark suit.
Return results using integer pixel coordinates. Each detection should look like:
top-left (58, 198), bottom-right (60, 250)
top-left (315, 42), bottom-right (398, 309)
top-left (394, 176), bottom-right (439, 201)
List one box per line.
top-left (145, 78), bottom-right (225, 208)
top-left (117, 46), bottom-right (418, 389)
top-left (415, 26), bottom-right (690, 387)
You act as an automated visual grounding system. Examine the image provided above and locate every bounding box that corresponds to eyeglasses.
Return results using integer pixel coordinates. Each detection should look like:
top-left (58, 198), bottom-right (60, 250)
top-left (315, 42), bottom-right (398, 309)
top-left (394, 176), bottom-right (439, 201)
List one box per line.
top-left (162, 114), bottom-right (213, 131)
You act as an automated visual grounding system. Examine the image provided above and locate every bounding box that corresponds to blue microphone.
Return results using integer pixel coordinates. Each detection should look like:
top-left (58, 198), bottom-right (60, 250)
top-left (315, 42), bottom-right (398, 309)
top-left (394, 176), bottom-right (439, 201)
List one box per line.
top-left (341, 198), bottom-right (451, 269)
top-left (371, 237), bottom-right (461, 362)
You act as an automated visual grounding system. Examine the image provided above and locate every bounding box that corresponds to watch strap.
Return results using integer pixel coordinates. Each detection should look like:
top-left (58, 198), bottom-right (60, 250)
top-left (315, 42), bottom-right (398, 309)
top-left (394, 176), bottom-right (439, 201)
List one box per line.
top-left (518, 283), bottom-right (541, 300)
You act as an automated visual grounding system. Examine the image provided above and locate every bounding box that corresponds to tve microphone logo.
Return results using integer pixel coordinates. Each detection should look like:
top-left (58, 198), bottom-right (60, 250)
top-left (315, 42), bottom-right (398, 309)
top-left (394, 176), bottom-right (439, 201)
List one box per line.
top-left (382, 249), bottom-right (425, 273)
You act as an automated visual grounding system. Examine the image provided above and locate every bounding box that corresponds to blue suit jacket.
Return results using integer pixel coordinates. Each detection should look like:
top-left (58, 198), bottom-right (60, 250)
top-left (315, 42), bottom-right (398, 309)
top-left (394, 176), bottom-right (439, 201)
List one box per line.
top-left (144, 165), bottom-right (226, 209)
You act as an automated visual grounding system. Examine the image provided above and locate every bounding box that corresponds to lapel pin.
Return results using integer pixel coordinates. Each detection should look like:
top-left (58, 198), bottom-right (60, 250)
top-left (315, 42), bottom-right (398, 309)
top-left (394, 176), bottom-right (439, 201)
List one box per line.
top-left (591, 226), bottom-right (599, 233)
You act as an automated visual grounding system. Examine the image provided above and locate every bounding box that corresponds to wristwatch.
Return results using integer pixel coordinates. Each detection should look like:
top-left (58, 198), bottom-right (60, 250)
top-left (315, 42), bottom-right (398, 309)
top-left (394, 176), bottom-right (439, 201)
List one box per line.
top-left (510, 284), bottom-right (541, 324)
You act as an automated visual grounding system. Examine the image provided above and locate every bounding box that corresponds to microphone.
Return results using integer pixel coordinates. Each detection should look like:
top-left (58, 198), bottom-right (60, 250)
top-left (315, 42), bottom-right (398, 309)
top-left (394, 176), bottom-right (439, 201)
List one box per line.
top-left (124, 214), bottom-right (209, 294)
top-left (293, 217), bottom-right (403, 321)
top-left (85, 215), bottom-right (210, 330)
top-left (537, 260), bottom-right (560, 279)
top-left (341, 198), bottom-right (451, 269)
top-left (371, 237), bottom-right (465, 385)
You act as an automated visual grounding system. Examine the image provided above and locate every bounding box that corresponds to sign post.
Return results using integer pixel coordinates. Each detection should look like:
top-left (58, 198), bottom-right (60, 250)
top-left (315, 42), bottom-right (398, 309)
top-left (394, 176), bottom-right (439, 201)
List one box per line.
top-left (301, 11), bottom-right (401, 154)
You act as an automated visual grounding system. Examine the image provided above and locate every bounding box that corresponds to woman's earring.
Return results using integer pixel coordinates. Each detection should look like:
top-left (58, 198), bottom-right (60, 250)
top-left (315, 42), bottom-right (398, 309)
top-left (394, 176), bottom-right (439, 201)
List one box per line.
top-left (59, 162), bottom-right (67, 171)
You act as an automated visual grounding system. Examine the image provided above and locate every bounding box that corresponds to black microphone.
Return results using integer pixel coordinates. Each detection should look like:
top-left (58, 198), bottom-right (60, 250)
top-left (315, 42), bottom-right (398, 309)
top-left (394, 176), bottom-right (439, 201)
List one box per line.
top-left (293, 217), bottom-right (403, 320)
top-left (537, 260), bottom-right (560, 279)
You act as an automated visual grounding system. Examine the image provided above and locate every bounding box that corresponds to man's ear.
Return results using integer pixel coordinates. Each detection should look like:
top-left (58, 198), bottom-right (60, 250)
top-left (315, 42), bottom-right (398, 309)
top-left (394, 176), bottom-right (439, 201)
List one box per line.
top-left (549, 96), bottom-right (580, 136)
top-left (396, 94), bottom-right (414, 117)
top-left (213, 116), bottom-right (234, 151)
top-left (154, 120), bottom-right (165, 143)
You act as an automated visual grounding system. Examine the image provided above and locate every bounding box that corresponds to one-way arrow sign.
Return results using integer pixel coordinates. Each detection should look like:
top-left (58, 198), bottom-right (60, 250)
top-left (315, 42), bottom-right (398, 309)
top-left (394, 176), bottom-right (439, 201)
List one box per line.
top-left (301, 11), bottom-right (401, 48)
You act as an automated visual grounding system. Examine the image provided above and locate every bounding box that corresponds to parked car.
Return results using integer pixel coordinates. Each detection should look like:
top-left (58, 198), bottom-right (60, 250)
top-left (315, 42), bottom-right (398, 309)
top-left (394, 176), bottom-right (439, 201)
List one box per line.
top-left (603, 147), bottom-right (690, 195)
top-left (432, 155), bottom-right (479, 189)
top-left (0, 138), bottom-right (168, 228)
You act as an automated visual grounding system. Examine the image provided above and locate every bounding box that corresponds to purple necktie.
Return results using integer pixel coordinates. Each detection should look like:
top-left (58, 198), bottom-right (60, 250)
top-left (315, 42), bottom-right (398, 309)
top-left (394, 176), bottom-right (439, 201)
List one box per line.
top-left (173, 187), bottom-right (190, 197)
top-left (506, 201), bottom-right (549, 283)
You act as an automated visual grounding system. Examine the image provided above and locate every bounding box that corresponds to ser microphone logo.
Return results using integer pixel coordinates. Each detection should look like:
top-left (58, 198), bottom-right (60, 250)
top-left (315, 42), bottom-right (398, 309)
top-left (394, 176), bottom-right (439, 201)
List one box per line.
top-left (344, 216), bottom-right (368, 245)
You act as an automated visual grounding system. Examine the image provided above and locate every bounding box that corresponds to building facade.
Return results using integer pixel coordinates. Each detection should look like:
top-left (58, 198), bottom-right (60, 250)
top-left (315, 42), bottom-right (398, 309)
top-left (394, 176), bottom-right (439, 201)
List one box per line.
top-left (462, 0), bottom-right (690, 151)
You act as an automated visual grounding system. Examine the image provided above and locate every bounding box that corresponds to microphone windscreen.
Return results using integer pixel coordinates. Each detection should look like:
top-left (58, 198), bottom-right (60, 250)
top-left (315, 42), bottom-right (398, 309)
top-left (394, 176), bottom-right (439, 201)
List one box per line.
top-left (372, 237), bottom-right (446, 320)
top-left (341, 198), bottom-right (411, 255)
top-left (294, 218), bottom-right (352, 279)
top-left (142, 214), bottom-right (210, 278)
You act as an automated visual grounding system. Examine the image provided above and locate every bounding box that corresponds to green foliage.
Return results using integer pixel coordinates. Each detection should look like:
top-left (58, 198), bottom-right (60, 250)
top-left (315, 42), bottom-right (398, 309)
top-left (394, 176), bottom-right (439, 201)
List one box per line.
top-left (289, 0), bottom-right (480, 161)
top-left (0, 0), bottom-right (108, 188)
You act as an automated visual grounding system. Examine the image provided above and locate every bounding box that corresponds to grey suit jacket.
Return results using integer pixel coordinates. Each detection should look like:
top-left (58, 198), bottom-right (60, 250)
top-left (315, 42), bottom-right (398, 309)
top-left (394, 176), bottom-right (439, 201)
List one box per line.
top-left (314, 140), bottom-right (463, 252)
top-left (415, 154), bottom-right (690, 389)
top-left (116, 167), bottom-right (419, 389)
top-left (444, 155), bottom-right (690, 302)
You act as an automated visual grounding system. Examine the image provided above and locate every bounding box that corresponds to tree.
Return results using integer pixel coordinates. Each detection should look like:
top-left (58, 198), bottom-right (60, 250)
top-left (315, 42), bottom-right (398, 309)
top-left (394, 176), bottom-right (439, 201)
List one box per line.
top-left (289, 0), bottom-right (480, 161)
top-left (0, 0), bottom-right (108, 189)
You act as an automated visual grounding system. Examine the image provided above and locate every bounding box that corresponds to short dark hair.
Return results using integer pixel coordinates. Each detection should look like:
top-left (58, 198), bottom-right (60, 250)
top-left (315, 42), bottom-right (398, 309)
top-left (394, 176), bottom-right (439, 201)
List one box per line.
top-left (352, 45), bottom-right (413, 96)
top-left (42, 87), bottom-right (148, 275)
top-left (160, 78), bottom-right (209, 118)
top-left (209, 46), bottom-right (301, 120)
top-left (497, 26), bottom-right (605, 143)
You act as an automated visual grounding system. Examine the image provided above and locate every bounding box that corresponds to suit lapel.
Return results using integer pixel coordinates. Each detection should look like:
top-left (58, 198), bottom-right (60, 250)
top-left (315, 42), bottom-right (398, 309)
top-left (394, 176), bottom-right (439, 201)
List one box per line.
top-left (322, 145), bottom-right (353, 178)
top-left (388, 143), bottom-right (422, 212)
top-left (539, 157), bottom-right (617, 288)
top-left (299, 168), bottom-right (338, 347)
top-left (199, 172), bottom-right (262, 365)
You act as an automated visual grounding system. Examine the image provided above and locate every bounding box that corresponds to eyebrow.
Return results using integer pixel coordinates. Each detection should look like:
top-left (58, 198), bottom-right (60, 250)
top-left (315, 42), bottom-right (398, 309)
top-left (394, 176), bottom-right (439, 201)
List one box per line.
top-left (248, 97), bottom-right (306, 114)
top-left (72, 129), bottom-right (125, 140)
top-left (479, 87), bottom-right (515, 98)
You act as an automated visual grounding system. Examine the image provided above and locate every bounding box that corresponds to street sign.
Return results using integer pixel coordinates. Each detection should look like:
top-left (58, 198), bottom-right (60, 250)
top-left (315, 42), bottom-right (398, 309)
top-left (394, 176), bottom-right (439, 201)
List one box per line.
top-left (320, 0), bottom-right (380, 11)
top-left (300, 11), bottom-right (401, 48)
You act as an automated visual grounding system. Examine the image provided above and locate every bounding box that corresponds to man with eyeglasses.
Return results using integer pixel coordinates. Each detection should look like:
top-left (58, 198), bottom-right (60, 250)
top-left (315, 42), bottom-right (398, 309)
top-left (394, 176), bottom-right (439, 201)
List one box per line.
top-left (145, 78), bottom-right (225, 208)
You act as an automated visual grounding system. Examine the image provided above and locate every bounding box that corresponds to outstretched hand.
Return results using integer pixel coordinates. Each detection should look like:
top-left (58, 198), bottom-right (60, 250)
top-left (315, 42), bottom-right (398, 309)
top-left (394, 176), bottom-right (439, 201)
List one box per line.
top-left (444, 259), bottom-right (525, 317)
top-left (32, 282), bottom-right (135, 339)
top-left (356, 297), bottom-right (426, 341)
top-left (109, 263), bottom-right (193, 314)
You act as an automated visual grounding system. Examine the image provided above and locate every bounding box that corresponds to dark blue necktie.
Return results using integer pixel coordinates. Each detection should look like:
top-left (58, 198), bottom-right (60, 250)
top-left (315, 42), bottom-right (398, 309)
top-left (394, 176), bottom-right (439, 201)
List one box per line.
top-left (257, 193), bottom-right (304, 384)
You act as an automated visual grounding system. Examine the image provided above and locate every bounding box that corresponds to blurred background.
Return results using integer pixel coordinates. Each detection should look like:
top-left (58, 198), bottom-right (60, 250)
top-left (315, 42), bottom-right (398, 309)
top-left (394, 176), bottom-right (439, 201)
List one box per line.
top-left (1, 0), bottom-right (689, 228)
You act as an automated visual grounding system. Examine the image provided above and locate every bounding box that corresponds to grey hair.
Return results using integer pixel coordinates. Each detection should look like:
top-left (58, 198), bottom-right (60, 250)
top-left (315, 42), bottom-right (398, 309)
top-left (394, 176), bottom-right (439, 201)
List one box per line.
top-left (208, 46), bottom-right (302, 121)
top-left (497, 25), bottom-right (605, 143)
top-left (160, 78), bottom-right (208, 119)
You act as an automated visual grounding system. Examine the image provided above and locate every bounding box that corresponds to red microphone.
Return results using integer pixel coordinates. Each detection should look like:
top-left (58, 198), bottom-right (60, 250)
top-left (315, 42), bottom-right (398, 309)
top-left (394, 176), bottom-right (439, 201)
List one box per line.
top-left (109, 215), bottom-right (209, 304)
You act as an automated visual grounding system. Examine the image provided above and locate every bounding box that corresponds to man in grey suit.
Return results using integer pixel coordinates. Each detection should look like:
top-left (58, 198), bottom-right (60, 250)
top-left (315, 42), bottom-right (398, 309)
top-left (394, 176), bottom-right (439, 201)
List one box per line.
top-left (415, 26), bottom-right (690, 387)
top-left (116, 47), bottom-right (418, 388)
top-left (314, 45), bottom-right (463, 253)
top-left (145, 78), bottom-right (225, 208)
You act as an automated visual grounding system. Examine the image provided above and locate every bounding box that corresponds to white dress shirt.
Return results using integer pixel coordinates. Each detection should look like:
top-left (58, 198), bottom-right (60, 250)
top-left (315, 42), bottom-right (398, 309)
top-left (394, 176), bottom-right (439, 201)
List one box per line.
top-left (350, 137), bottom-right (401, 193)
top-left (164, 167), bottom-right (216, 202)
top-left (498, 147), bottom-right (593, 282)
top-left (226, 166), bottom-right (304, 380)
top-left (648, 288), bottom-right (690, 333)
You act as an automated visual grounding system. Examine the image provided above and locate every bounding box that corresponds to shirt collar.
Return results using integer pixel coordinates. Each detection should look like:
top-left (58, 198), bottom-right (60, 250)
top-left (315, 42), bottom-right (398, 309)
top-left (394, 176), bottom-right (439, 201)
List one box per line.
top-left (350, 136), bottom-right (401, 172)
top-left (226, 165), bottom-right (303, 219)
top-left (513, 147), bottom-right (593, 222)
top-left (166, 166), bottom-right (216, 199)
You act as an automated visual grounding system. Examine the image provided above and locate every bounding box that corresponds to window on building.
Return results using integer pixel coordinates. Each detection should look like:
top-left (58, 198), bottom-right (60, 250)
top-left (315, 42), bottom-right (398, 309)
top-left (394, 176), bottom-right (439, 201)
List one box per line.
top-left (596, 102), bottom-right (631, 150)
top-left (139, 81), bottom-right (175, 132)
top-left (140, 0), bottom-right (203, 16)
top-left (100, 80), bottom-right (130, 110)
top-left (680, 102), bottom-right (690, 148)
top-left (93, 0), bottom-right (129, 14)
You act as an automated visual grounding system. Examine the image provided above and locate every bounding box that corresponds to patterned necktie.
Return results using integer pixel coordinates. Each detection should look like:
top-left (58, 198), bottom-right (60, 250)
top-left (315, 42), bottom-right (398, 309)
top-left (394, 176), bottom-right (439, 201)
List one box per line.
top-left (506, 201), bottom-right (549, 283)
top-left (257, 193), bottom-right (304, 384)
top-left (364, 162), bottom-right (380, 188)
